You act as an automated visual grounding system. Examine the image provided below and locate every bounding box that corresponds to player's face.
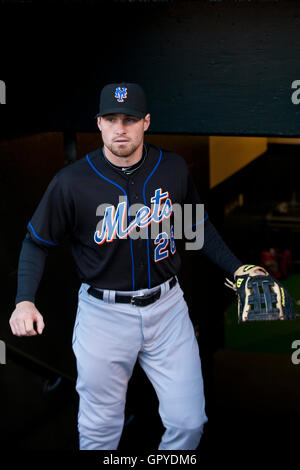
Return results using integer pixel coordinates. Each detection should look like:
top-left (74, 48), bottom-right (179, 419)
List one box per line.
top-left (97, 113), bottom-right (150, 159)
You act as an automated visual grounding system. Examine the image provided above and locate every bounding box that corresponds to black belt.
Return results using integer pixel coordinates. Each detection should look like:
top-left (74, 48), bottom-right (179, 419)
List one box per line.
top-left (87, 277), bottom-right (177, 307)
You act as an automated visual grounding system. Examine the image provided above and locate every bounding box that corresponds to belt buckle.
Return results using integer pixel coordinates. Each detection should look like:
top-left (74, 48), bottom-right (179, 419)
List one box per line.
top-left (131, 292), bottom-right (145, 307)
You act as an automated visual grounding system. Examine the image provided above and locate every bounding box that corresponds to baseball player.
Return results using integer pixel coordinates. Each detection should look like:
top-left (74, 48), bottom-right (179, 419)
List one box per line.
top-left (10, 82), bottom-right (250, 450)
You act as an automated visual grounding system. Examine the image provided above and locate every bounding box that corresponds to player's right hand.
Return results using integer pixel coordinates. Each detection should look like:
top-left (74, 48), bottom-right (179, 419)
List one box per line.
top-left (9, 301), bottom-right (45, 337)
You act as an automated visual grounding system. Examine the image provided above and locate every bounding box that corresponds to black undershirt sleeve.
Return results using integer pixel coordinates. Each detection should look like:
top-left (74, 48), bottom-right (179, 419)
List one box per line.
top-left (184, 171), bottom-right (243, 277)
top-left (202, 219), bottom-right (242, 276)
top-left (15, 172), bottom-right (73, 305)
top-left (15, 233), bottom-right (49, 305)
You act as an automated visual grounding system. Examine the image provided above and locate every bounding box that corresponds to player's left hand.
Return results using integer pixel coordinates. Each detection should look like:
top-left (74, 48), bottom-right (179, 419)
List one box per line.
top-left (226, 264), bottom-right (295, 322)
top-left (234, 265), bottom-right (267, 278)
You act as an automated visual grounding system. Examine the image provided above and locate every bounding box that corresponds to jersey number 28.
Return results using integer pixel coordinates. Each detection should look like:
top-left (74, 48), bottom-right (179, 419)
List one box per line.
top-left (154, 225), bottom-right (176, 262)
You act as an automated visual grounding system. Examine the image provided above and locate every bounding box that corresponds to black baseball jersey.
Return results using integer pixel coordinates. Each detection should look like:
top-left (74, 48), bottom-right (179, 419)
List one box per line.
top-left (17, 142), bottom-right (242, 303)
top-left (26, 143), bottom-right (205, 291)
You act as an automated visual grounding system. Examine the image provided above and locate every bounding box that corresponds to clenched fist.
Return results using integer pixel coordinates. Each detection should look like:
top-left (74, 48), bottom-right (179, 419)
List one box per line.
top-left (9, 301), bottom-right (45, 336)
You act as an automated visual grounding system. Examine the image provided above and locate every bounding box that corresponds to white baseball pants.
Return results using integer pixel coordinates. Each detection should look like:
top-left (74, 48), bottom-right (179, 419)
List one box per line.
top-left (72, 278), bottom-right (208, 450)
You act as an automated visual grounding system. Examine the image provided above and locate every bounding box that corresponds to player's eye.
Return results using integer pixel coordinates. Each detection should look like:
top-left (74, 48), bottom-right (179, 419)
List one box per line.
top-left (125, 118), bottom-right (137, 123)
top-left (104, 116), bottom-right (115, 122)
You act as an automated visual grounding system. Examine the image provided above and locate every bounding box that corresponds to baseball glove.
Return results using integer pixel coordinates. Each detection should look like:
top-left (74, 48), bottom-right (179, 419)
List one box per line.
top-left (225, 264), bottom-right (295, 323)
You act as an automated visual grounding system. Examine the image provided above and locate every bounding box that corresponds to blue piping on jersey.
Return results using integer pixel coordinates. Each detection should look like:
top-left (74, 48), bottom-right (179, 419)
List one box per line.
top-left (27, 222), bottom-right (58, 246)
top-left (86, 154), bottom-right (136, 291)
top-left (190, 213), bottom-right (209, 228)
top-left (142, 148), bottom-right (163, 289)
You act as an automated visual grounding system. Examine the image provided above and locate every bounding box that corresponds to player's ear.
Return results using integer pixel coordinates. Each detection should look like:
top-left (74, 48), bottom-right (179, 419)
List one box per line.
top-left (144, 113), bottom-right (150, 132)
top-left (97, 117), bottom-right (102, 132)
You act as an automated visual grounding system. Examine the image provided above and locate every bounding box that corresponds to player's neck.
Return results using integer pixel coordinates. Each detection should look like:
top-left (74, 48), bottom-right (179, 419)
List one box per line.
top-left (103, 143), bottom-right (144, 167)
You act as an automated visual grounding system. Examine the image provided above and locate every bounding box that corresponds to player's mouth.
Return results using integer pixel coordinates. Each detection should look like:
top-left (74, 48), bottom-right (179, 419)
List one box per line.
top-left (114, 139), bottom-right (129, 143)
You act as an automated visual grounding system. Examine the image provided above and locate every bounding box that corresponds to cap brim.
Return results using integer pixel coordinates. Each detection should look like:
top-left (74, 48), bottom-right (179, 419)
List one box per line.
top-left (95, 107), bottom-right (146, 119)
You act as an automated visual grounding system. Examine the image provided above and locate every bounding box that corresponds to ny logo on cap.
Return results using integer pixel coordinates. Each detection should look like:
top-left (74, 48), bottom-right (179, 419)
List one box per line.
top-left (115, 87), bottom-right (128, 103)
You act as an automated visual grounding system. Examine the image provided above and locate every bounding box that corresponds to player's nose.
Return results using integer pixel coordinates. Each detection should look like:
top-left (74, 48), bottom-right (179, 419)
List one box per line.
top-left (115, 119), bottom-right (127, 134)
